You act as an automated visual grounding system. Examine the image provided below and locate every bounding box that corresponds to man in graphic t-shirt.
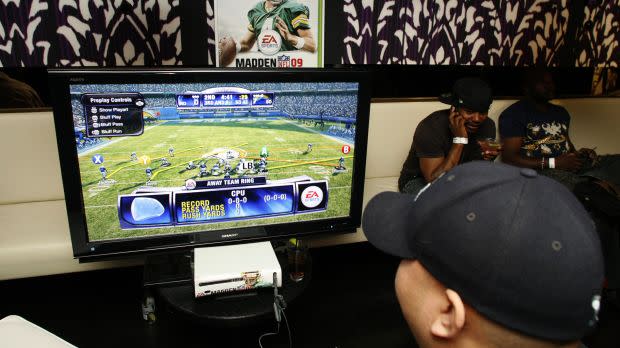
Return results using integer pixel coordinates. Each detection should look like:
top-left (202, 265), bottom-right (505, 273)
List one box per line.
top-left (500, 69), bottom-right (620, 300)
top-left (499, 68), bottom-right (608, 191)
top-left (398, 78), bottom-right (499, 194)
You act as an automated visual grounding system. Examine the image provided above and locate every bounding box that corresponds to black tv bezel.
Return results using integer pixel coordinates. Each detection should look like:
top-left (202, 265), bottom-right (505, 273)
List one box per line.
top-left (49, 68), bottom-right (371, 261)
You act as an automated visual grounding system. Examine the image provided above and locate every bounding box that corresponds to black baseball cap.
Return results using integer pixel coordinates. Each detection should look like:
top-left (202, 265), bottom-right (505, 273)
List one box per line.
top-left (362, 161), bottom-right (603, 342)
top-left (438, 77), bottom-right (492, 113)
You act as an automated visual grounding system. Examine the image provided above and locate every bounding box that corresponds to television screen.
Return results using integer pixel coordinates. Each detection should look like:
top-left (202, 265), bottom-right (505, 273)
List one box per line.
top-left (50, 69), bottom-right (370, 260)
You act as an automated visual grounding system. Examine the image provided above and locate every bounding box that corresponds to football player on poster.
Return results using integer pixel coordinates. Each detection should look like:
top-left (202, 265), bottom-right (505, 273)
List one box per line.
top-left (216, 0), bottom-right (324, 68)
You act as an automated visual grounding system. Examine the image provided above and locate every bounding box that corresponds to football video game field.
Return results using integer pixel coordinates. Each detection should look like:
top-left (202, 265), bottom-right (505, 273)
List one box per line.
top-left (79, 118), bottom-right (354, 241)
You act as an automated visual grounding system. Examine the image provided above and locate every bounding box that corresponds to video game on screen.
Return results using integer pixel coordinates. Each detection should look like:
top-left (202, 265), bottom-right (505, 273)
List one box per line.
top-left (70, 82), bottom-right (358, 241)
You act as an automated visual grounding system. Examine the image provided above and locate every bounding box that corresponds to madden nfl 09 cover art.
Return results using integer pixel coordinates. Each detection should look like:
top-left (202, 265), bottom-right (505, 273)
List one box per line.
top-left (215, 0), bottom-right (324, 68)
top-left (71, 81), bottom-right (357, 241)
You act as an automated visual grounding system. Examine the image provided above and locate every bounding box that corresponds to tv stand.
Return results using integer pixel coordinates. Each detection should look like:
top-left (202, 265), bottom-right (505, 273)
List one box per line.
top-left (142, 242), bottom-right (312, 327)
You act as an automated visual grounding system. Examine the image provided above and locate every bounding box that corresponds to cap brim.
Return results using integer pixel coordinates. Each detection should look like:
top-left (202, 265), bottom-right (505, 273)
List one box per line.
top-left (438, 93), bottom-right (455, 106)
top-left (362, 191), bottom-right (418, 259)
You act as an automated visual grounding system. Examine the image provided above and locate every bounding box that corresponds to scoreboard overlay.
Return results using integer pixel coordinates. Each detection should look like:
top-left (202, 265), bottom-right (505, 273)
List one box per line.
top-left (117, 179), bottom-right (328, 229)
top-left (176, 92), bottom-right (275, 109)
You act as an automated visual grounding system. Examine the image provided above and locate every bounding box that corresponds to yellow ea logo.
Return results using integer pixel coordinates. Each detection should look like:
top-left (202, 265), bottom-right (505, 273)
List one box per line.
top-left (139, 155), bottom-right (151, 165)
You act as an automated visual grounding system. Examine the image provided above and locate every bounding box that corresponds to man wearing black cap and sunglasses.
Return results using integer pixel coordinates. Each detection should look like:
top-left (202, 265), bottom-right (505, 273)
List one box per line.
top-left (365, 161), bottom-right (603, 348)
top-left (399, 77), bottom-right (500, 194)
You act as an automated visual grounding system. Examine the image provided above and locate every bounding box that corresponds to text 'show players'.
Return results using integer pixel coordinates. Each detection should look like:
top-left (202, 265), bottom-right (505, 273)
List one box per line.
top-left (81, 93), bottom-right (145, 137)
top-left (117, 180), bottom-right (328, 229)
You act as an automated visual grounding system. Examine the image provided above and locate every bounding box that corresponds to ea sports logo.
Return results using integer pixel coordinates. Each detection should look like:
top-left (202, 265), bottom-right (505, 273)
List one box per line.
top-left (262, 36), bottom-right (277, 44)
top-left (185, 179), bottom-right (197, 190)
top-left (258, 29), bottom-right (281, 55)
top-left (301, 186), bottom-right (324, 208)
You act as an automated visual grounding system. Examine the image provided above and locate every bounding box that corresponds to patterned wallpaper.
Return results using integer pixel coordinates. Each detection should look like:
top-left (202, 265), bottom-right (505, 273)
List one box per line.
top-left (0, 0), bottom-right (52, 66)
top-left (206, 0), bottom-right (215, 66)
top-left (343, 0), bottom-right (620, 66)
top-left (576, 0), bottom-right (620, 67)
top-left (0, 0), bottom-right (618, 67)
top-left (0, 0), bottom-right (182, 67)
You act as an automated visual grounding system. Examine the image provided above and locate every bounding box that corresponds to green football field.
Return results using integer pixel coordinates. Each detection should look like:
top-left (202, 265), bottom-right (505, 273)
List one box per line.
top-left (78, 118), bottom-right (355, 241)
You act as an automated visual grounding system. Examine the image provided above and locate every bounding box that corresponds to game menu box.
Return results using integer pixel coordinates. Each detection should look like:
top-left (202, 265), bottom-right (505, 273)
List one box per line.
top-left (81, 93), bottom-right (145, 137)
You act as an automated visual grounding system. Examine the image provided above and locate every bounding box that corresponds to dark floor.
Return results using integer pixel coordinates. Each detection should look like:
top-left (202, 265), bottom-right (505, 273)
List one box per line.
top-left (0, 242), bottom-right (618, 348)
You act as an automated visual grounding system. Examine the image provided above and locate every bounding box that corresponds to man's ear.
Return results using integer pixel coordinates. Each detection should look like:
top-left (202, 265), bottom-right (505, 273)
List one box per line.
top-left (430, 289), bottom-right (466, 339)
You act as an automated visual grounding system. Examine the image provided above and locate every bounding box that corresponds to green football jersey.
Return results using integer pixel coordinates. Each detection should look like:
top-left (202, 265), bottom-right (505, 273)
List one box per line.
top-left (247, 0), bottom-right (311, 51)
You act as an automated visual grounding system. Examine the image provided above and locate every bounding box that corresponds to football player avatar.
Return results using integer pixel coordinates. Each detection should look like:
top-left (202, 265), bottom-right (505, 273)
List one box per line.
top-left (306, 143), bottom-right (313, 153)
top-left (130, 152), bottom-right (137, 161)
top-left (199, 162), bottom-right (208, 177)
top-left (160, 157), bottom-right (171, 167)
top-left (226, 150), bottom-right (234, 159)
top-left (223, 170), bottom-right (231, 179)
top-left (224, 161), bottom-right (232, 173)
top-left (258, 160), bottom-right (267, 173)
top-left (168, 146), bottom-right (175, 157)
top-left (336, 156), bottom-right (346, 170)
top-left (211, 162), bottom-right (221, 176)
top-left (186, 161), bottom-right (196, 170)
top-left (145, 167), bottom-right (153, 182)
top-left (99, 166), bottom-right (107, 181)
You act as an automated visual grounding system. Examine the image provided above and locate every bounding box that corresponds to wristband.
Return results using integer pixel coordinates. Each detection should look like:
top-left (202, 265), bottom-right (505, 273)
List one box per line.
top-left (548, 157), bottom-right (556, 169)
top-left (452, 137), bottom-right (468, 145)
top-left (294, 37), bottom-right (305, 50)
top-left (235, 39), bottom-right (241, 53)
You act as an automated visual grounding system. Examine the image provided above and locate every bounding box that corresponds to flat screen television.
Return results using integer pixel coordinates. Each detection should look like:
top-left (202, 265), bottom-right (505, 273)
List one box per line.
top-left (49, 68), bottom-right (370, 261)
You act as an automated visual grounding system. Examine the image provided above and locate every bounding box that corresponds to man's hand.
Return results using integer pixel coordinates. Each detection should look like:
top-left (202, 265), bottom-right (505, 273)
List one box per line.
top-left (577, 147), bottom-right (599, 167)
top-left (482, 150), bottom-right (500, 161)
top-left (555, 152), bottom-right (584, 172)
top-left (276, 17), bottom-right (294, 44)
top-left (577, 148), bottom-right (597, 157)
top-left (478, 139), bottom-right (502, 161)
top-left (449, 107), bottom-right (467, 138)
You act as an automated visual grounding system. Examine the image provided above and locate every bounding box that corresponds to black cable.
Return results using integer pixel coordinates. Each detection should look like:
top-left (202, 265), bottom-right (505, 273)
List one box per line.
top-left (257, 307), bottom-right (292, 348)
top-left (281, 309), bottom-right (292, 348)
top-left (258, 321), bottom-right (280, 348)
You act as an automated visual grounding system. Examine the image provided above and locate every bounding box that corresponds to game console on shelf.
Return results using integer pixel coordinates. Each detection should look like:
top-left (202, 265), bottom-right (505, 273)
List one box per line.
top-left (194, 241), bottom-right (282, 298)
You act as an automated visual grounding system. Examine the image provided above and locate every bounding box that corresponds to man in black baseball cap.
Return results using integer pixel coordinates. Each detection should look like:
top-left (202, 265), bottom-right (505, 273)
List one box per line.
top-left (364, 161), bottom-right (603, 348)
top-left (399, 77), bottom-right (500, 195)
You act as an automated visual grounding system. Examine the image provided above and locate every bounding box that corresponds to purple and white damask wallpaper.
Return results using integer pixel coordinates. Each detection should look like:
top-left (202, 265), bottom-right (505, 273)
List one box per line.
top-left (0, 0), bottom-right (618, 67)
top-left (206, 0), bottom-right (215, 66)
top-left (0, 0), bottom-right (53, 66)
top-left (343, 0), bottom-right (620, 66)
top-left (1, 0), bottom-right (182, 67)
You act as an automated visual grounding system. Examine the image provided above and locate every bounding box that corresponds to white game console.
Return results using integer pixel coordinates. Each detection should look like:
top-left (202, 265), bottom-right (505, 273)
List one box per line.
top-left (194, 241), bottom-right (282, 298)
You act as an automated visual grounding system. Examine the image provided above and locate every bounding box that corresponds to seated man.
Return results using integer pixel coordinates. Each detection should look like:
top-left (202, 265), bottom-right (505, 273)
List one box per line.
top-left (498, 68), bottom-right (608, 191)
top-left (399, 77), bottom-right (499, 194)
top-left (364, 161), bottom-right (604, 348)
